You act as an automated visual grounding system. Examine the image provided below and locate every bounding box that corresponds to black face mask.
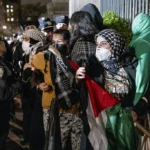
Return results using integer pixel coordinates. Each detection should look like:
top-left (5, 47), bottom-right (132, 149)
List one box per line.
top-left (54, 44), bottom-right (68, 55)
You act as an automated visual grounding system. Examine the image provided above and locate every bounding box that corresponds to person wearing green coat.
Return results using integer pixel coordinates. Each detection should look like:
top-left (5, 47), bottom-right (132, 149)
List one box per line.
top-left (129, 13), bottom-right (150, 106)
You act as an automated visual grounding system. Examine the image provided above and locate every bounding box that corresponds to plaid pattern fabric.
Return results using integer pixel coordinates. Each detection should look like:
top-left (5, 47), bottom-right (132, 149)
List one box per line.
top-left (26, 29), bottom-right (46, 42)
top-left (70, 38), bottom-right (96, 66)
top-left (96, 29), bottom-right (127, 61)
top-left (55, 55), bottom-right (78, 109)
top-left (29, 41), bottom-right (44, 60)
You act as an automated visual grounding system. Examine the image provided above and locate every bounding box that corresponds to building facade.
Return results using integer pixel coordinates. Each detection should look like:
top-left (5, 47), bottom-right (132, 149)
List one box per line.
top-left (47, 0), bottom-right (69, 19)
top-left (0, 0), bottom-right (21, 37)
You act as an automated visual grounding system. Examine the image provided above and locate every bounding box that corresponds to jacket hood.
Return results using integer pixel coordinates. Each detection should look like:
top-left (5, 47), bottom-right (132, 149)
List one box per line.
top-left (80, 3), bottom-right (103, 31)
top-left (132, 13), bottom-right (150, 36)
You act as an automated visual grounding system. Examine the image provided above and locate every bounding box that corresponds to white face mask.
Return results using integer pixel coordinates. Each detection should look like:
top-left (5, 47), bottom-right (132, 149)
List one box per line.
top-left (22, 41), bottom-right (30, 55)
top-left (95, 48), bottom-right (111, 62)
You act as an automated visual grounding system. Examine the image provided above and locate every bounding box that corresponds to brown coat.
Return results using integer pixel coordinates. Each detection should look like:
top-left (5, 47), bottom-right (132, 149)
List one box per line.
top-left (30, 52), bottom-right (55, 109)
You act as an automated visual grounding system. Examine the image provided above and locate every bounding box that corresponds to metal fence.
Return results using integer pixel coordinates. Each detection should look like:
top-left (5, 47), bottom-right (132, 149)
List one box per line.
top-left (100, 0), bottom-right (150, 22)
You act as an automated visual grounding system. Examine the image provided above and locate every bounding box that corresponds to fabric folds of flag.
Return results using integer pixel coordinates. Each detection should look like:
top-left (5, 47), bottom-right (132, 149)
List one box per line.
top-left (69, 60), bottom-right (137, 150)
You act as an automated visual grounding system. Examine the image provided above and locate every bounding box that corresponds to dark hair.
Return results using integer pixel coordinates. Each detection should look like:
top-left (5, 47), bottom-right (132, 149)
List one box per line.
top-left (70, 11), bottom-right (98, 49)
top-left (53, 29), bottom-right (71, 44)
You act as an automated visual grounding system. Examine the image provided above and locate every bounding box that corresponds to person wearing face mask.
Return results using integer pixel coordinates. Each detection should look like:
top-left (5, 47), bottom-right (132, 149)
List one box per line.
top-left (28, 29), bottom-right (83, 150)
top-left (21, 29), bottom-right (47, 149)
top-left (53, 29), bottom-right (70, 56)
top-left (12, 17), bottom-right (39, 81)
top-left (75, 29), bottom-right (143, 149)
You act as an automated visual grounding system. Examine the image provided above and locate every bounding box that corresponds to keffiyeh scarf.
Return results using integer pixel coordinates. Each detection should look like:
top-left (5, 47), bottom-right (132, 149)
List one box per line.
top-left (48, 48), bottom-right (79, 110)
top-left (96, 29), bottom-right (128, 75)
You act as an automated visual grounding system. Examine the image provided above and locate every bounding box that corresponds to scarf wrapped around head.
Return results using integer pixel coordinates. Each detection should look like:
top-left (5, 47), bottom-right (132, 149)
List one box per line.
top-left (25, 29), bottom-right (46, 59)
top-left (95, 29), bottom-right (127, 74)
top-left (96, 29), bottom-right (127, 61)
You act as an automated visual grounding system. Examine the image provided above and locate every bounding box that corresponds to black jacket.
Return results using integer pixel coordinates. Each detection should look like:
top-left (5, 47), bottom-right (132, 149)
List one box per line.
top-left (0, 56), bottom-right (22, 103)
top-left (0, 56), bottom-right (22, 132)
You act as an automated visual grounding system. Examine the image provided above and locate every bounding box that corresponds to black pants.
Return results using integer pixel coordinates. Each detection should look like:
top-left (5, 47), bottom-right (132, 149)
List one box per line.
top-left (0, 104), bottom-right (10, 149)
top-left (29, 99), bottom-right (45, 150)
top-left (22, 99), bottom-right (35, 142)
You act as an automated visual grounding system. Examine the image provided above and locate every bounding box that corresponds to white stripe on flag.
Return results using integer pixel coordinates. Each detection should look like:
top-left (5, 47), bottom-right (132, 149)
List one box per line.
top-left (86, 94), bottom-right (108, 150)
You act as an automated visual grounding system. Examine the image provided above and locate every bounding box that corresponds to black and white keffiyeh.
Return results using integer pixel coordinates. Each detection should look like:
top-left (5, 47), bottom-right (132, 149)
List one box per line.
top-left (26, 29), bottom-right (46, 43)
top-left (70, 38), bottom-right (96, 66)
top-left (48, 47), bottom-right (79, 110)
top-left (55, 55), bottom-right (79, 109)
top-left (95, 29), bottom-right (127, 75)
top-left (96, 29), bottom-right (127, 61)
top-left (29, 41), bottom-right (44, 60)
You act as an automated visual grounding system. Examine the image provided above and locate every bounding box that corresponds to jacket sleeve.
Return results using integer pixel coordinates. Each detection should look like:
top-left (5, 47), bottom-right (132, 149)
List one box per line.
top-left (0, 81), bottom-right (22, 102)
top-left (133, 40), bottom-right (150, 105)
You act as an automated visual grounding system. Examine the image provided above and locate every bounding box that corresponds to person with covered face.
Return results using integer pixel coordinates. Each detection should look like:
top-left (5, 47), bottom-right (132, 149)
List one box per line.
top-left (12, 17), bottom-right (39, 81)
top-left (27, 29), bottom-right (82, 149)
top-left (0, 37), bottom-right (22, 149)
top-left (76, 29), bottom-right (140, 149)
top-left (21, 29), bottom-right (47, 149)
top-left (52, 29), bottom-right (83, 150)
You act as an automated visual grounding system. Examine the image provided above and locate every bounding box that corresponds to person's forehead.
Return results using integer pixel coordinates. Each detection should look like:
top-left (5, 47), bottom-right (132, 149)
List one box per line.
top-left (53, 34), bottom-right (63, 39)
top-left (97, 36), bottom-right (107, 42)
top-left (24, 25), bottom-right (37, 31)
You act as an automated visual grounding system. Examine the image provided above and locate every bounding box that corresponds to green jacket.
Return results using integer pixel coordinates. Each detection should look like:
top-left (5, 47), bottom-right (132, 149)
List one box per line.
top-left (129, 13), bottom-right (150, 105)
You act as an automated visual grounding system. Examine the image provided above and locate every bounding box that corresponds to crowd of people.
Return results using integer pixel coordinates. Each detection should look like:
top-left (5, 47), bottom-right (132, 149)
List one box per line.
top-left (0, 3), bottom-right (150, 150)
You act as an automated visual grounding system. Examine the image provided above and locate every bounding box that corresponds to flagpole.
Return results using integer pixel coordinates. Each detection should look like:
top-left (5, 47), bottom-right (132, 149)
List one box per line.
top-left (135, 121), bottom-right (150, 138)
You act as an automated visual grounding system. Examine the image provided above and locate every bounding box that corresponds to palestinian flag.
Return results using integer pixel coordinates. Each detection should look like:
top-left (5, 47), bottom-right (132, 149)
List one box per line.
top-left (69, 60), bottom-right (138, 150)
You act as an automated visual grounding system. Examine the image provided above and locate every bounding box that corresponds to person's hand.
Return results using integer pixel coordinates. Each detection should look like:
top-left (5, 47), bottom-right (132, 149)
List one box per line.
top-left (131, 110), bottom-right (138, 122)
top-left (23, 63), bottom-right (34, 70)
top-left (37, 83), bottom-right (50, 92)
top-left (75, 67), bottom-right (86, 83)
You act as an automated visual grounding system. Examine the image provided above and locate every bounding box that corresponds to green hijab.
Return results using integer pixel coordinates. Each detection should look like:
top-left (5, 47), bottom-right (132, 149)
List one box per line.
top-left (129, 13), bottom-right (150, 105)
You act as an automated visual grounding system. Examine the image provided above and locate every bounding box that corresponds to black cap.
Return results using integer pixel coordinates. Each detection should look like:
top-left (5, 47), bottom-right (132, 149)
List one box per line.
top-left (20, 17), bottom-right (39, 31)
top-left (38, 17), bottom-right (54, 31)
top-left (54, 15), bottom-right (69, 25)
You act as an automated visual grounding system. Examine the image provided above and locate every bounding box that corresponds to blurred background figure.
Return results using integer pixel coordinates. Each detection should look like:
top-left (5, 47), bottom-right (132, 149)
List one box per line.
top-left (38, 17), bottom-right (54, 44)
top-left (0, 37), bottom-right (22, 150)
top-left (54, 15), bottom-right (69, 30)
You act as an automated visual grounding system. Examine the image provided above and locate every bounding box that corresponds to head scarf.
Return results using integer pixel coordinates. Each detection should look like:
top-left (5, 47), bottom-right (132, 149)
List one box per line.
top-left (96, 29), bottom-right (127, 61)
top-left (26, 29), bottom-right (46, 43)
top-left (95, 29), bottom-right (127, 74)
top-left (25, 29), bottom-right (46, 59)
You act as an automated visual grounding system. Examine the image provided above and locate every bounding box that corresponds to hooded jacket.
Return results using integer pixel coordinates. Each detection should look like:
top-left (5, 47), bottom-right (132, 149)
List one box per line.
top-left (80, 3), bottom-right (103, 31)
top-left (129, 13), bottom-right (150, 105)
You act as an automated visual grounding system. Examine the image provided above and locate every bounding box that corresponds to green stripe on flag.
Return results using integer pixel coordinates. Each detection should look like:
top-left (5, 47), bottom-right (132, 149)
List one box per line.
top-left (105, 104), bottom-right (138, 150)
